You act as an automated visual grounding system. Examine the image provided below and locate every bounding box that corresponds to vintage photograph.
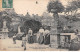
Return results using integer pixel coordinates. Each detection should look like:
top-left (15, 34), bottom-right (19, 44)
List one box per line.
top-left (0, 0), bottom-right (80, 51)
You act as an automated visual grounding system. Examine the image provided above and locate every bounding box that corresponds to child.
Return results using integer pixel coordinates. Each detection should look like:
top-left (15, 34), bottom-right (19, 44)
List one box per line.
top-left (13, 33), bottom-right (16, 44)
top-left (22, 35), bottom-right (27, 50)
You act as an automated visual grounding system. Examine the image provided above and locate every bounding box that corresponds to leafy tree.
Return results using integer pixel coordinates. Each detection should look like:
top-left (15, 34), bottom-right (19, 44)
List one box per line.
top-left (64, 0), bottom-right (80, 23)
top-left (23, 20), bottom-right (42, 34)
top-left (47, 0), bottom-right (64, 32)
top-left (47, 0), bottom-right (64, 13)
top-left (65, 0), bottom-right (80, 17)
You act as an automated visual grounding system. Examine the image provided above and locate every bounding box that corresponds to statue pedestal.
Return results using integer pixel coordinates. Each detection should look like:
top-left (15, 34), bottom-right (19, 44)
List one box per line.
top-left (50, 35), bottom-right (59, 48)
top-left (0, 32), bottom-right (9, 39)
top-left (50, 21), bottom-right (59, 48)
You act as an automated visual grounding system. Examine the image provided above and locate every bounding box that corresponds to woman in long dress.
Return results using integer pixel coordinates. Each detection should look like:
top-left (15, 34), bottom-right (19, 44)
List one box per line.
top-left (44, 29), bottom-right (50, 45)
top-left (38, 27), bottom-right (44, 44)
top-left (33, 33), bottom-right (37, 43)
top-left (28, 28), bottom-right (34, 44)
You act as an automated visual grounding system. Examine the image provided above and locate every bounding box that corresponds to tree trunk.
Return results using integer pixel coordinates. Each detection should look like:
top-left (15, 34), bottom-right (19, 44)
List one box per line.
top-left (53, 13), bottom-right (59, 33)
top-left (53, 13), bottom-right (60, 48)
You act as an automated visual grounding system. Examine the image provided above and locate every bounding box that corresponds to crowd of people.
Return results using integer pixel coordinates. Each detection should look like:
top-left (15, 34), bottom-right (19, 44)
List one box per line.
top-left (12, 27), bottom-right (50, 50)
top-left (27, 27), bottom-right (50, 45)
top-left (11, 26), bottom-right (80, 51)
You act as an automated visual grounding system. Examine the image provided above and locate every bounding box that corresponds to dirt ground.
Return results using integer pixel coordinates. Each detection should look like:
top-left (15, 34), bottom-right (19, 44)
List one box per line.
top-left (0, 38), bottom-right (68, 51)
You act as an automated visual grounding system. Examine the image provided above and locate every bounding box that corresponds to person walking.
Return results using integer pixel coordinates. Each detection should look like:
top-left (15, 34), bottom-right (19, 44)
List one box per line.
top-left (22, 35), bottom-right (27, 50)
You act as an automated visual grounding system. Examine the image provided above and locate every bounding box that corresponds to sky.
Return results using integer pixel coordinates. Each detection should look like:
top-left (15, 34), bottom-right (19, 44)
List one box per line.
top-left (13, 0), bottom-right (72, 16)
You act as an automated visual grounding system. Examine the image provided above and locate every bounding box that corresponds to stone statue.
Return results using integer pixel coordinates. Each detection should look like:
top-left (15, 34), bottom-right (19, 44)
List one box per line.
top-left (3, 20), bottom-right (7, 28)
top-left (2, 20), bottom-right (9, 32)
top-left (18, 26), bottom-right (21, 33)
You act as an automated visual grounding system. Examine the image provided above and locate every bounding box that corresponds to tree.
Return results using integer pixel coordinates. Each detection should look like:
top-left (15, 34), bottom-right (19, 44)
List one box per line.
top-left (47, 0), bottom-right (64, 33)
top-left (65, 0), bottom-right (80, 17)
top-left (64, 0), bottom-right (80, 23)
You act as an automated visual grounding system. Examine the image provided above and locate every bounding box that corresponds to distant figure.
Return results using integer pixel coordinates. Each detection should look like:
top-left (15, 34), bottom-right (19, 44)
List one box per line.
top-left (44, 29), bottom-right (50, 45)
top-left (22, 35), bottom-right (27, 50)
top-left (33, 33), bottom-right (37, 43)
top-left (38, 27), bottom-right (44, 44)
top-left (28, 28), bottom-right (34, 44)
top-left (69, 38), bottom-right (80, 51)
top-left (75, 29), bottom-right (79, 35)
top-left (13, 33), bottom-right (16, 44)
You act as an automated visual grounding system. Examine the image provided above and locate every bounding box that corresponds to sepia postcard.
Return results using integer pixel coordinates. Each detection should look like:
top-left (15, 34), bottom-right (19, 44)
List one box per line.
top-left (0, 0), bottom-right (80, 51)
